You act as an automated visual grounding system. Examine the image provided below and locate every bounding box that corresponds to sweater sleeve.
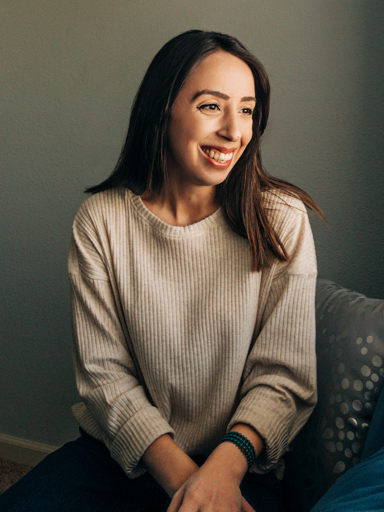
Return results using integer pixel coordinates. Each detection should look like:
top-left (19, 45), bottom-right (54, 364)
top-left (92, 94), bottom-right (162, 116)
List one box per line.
top-left (227, 197), bottom-right (317, 472)
top-left (68, 201), bottom-right (174, 478)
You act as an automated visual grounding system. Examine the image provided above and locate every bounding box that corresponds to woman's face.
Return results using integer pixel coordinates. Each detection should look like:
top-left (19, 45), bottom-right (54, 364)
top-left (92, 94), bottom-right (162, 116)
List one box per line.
top-left (167, 51), bottom-right (256, 190)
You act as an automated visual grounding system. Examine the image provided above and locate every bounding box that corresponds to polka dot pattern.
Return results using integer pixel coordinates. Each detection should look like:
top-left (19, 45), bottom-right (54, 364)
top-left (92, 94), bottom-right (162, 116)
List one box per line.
top-left (284, 279), bottom-right (384, 512)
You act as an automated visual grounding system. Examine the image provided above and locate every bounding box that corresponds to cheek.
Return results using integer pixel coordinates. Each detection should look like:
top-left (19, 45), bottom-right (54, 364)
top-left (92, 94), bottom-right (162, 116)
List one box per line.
top-left (169, 117), bottom-right (198, 150)
top-left (237, 126), bottom-right (253, 160)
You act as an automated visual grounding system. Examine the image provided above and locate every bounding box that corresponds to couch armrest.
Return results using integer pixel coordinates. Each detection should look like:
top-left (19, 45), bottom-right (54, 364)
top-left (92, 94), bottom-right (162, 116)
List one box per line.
top-left (283, 278), bottom-right (384, 512)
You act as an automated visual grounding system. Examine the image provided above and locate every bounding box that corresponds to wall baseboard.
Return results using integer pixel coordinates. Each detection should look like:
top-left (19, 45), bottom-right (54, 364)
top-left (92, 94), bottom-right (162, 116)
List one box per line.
top-left (0, 433), bottom-right (59, 467)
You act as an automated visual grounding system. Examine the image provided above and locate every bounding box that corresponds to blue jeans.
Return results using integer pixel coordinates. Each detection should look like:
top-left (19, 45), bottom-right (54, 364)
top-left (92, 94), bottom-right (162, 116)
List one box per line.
top-left (310, 385), bottom-right (384, 512)
top-left (0, 429), bottom-right (287, 511)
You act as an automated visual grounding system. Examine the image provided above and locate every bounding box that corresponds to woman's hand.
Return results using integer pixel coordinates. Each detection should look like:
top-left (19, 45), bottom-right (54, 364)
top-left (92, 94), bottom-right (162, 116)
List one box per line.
top-left (142, 424), bottom-right (263, 510)
top-left (167, 436), bottom-right (257, 512)
top-left (241, 497), bottom-right (257, 512)
top-left (167, 469), bottom-right (256, 511)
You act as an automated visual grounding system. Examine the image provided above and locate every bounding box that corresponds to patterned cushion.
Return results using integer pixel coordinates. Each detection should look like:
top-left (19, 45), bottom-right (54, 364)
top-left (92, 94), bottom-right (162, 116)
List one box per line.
top-left (284, 279), bottom-right (384, 512)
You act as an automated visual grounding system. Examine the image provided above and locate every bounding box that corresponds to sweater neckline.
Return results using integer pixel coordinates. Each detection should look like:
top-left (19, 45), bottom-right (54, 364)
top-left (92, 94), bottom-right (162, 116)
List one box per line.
top-left (127, 189), bottom-right (224, 237)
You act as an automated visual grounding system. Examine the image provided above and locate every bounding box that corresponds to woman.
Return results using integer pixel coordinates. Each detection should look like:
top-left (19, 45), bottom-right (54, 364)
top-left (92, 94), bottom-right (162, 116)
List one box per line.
top-left (0, 30), bottom-right (322, 512)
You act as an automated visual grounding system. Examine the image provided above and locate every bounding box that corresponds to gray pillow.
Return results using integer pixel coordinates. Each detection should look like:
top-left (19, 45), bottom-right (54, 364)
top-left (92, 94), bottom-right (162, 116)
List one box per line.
top-left (284, 279), bottom-right (384, 512)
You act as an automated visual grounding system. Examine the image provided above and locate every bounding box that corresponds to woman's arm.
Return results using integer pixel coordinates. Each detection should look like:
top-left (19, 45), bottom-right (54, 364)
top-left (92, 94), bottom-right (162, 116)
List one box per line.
top-left (141, 434), bottom-right (199, 496)
top-left (227, 199), bottom-right (318, 472)
top-left (70, 200), bottom-right (178, 478)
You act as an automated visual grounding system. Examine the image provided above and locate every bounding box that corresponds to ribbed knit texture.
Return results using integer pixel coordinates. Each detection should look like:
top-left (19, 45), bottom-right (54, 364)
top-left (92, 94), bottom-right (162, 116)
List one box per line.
top-left (68, 187), bottom-right (317, 478)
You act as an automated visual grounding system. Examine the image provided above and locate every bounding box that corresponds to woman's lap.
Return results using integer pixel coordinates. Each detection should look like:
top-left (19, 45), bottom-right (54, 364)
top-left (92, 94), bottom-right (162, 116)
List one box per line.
top-left (0, 431), bottom-right (287, 512)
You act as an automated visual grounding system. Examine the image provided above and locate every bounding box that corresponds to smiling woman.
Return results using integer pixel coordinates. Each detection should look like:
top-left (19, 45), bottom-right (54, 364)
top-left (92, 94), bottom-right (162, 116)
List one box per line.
top-left (145, 50), bottom-right (256, 226)
top-left (0, 30), bottom-right (323, 512)
top-left (166, 52), bottom-right (255, 187)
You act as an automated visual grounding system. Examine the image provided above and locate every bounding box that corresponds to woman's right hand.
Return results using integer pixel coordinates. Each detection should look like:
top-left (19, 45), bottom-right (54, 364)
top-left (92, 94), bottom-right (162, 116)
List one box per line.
top-left (166, 445), bottom-right (257, 512)
top-left (241, 497), bottom-right (257, 512)
top-left (142, 433), bottom-right (257, 512)
top-left (167, 467), bottom-right (256, 512)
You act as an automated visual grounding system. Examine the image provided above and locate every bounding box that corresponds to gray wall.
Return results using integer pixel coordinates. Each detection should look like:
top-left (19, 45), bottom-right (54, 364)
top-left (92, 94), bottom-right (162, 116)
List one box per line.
top-left (1, 1), bottom-right (383, 447)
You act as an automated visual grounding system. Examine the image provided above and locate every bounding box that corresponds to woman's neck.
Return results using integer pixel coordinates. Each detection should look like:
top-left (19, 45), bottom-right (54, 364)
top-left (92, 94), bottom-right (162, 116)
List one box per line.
top-left (141, 185), bottom-right (220, 227)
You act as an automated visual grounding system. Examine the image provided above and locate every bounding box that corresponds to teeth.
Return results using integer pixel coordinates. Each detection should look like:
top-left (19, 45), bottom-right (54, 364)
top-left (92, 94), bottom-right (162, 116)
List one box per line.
top-left (203, 148), bottom-right (234, 163)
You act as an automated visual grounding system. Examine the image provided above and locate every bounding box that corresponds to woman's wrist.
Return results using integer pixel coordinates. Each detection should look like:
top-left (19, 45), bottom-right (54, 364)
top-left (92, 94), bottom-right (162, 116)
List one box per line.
top-left (201, 441), bottom-right (248, 486)
top-left (229, 423), bottom-right (265, 459)
top-left (201, 423), bottom-right (265, 486)
top-left (141, 434), bottom-right (199, 497)
top-left (222, 431), bottom-right (257, 469)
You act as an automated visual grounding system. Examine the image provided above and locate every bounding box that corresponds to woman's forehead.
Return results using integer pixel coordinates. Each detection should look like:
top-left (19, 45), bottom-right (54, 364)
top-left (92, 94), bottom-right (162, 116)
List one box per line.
top-left (181, 51), bottom-right (255, 100)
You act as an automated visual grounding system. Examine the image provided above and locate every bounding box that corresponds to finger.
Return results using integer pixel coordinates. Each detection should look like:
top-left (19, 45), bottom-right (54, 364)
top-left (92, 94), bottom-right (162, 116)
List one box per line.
top-left (241, 496), bottom-right (257, 512)
top-left (167, 487), bottom-right (185, 512)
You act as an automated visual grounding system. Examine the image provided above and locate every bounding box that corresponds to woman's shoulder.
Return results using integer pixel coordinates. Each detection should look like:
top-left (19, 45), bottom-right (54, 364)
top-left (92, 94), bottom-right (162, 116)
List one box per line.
top-left (73, 187), bottom-right (135, 229)
top-left (262, 188), bottom-right (307, 213)
top-left (69, 188), bottom-right (134, 275)
top-left (76, 187), bottom-right (128, 217)
top-left (262, 188), bottom-right (316, 274)
top-left (71, 188), bottom-right (137, 246)
top-left (262, 188), bottom-right (308, 231)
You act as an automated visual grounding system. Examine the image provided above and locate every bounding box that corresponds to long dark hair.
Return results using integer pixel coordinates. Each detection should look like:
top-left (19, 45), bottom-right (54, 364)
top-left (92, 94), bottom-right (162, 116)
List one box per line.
top-left (86, 30), bottom-right (323, 270)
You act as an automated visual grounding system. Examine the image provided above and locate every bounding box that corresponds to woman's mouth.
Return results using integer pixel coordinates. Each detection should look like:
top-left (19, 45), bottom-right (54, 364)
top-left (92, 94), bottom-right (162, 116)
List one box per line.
top-left (201, 147), bottom-right (234, 165)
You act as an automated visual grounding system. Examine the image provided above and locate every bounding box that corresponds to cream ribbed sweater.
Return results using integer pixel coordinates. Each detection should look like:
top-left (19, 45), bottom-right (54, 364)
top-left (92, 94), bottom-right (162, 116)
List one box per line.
top-left (68, 187), bottom-right (317, 478)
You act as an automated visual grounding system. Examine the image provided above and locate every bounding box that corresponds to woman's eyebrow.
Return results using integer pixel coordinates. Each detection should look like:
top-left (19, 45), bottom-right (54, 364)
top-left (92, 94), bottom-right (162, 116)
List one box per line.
top-left (191, 89), bottom-right (256, 102)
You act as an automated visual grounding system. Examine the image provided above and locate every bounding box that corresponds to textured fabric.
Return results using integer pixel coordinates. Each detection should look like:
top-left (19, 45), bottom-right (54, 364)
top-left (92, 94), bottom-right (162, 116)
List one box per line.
top-left (0, 430), bottom-right (288, 512)
top-left (284, 279), bottom-right (384, 511)
top-left (68, 187), bottom-right (317, 478)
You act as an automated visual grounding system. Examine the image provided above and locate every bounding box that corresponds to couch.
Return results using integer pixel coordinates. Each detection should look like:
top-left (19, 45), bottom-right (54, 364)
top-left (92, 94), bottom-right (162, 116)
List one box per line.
top-left (283, 278), bottom-right (384, 511)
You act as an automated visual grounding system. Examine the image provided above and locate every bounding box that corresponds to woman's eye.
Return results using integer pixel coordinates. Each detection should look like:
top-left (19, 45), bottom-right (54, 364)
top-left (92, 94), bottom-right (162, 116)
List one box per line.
top-left (242, 108), bottom-right (253, 115)
top-left (198, 104), bottom-right (220, 112)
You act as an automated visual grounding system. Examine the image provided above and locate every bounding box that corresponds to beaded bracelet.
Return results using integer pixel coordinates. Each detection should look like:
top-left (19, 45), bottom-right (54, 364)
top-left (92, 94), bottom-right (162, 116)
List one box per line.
top-left (221, 431), bottom-right (257, 469)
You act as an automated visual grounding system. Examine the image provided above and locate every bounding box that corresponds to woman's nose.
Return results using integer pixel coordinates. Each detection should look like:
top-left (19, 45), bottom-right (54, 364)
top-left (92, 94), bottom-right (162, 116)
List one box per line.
top-left (217, 110), bottom-right (242, 142)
